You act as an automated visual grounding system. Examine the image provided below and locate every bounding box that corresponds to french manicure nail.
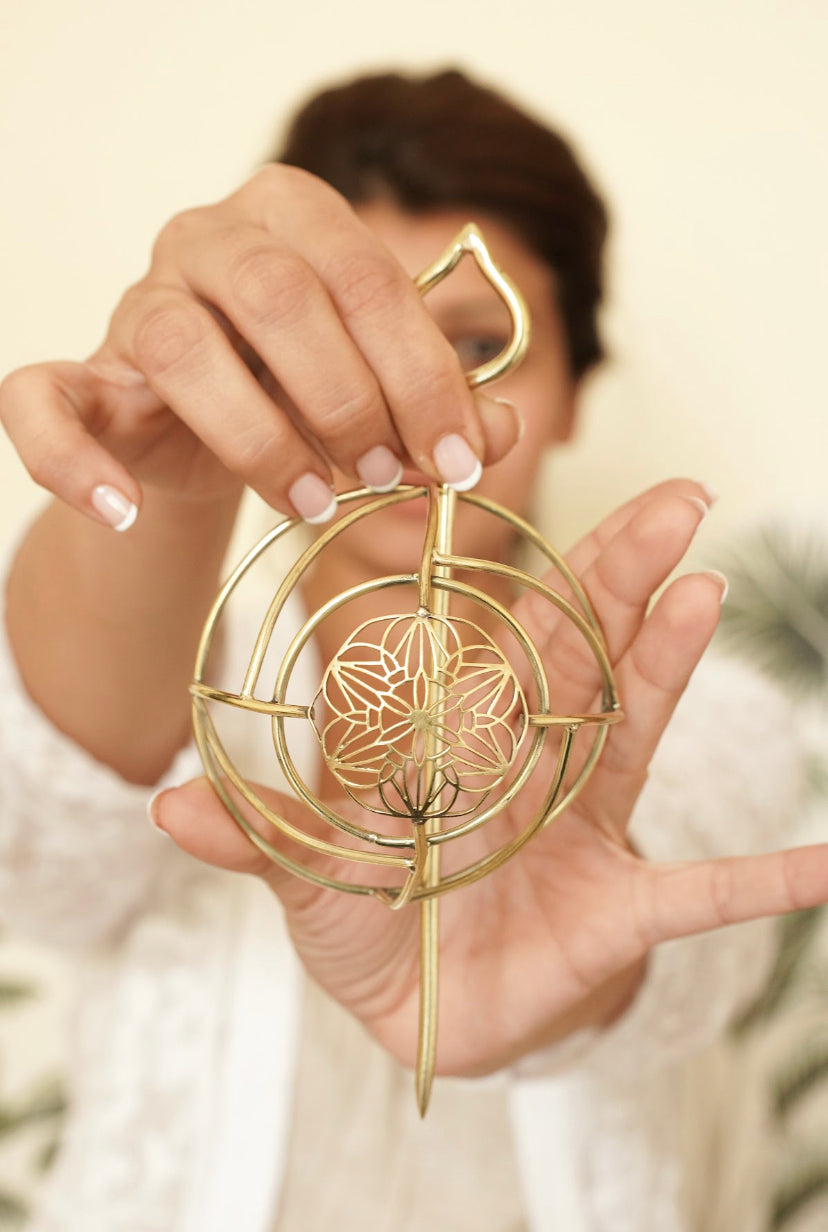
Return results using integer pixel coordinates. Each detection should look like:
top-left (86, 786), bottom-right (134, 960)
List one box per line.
top-left (147, 789), bottom-right (170, 836)
top-left (356, 445), bottom-right (403, 493)
top-left (496, 397), bottom-right (525, 442)
top-left (433, 433), bottom-right (482, 491)
top-left (702, 570), bottom-right (729, 604)
top-left (474, 393), bottom-right (525, 442)
top-left (697, 481), bottom-right (719, 506)
top-left (91, 485), bottom-right (138, 532)
top-left (684, 495), bottom-right (709, 529)
top-left (288, 473), bottom-right (337, 524)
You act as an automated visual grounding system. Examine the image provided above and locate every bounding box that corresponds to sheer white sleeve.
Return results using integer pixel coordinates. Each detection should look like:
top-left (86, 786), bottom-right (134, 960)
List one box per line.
top-left (0, 551), bottom-right (203, 950)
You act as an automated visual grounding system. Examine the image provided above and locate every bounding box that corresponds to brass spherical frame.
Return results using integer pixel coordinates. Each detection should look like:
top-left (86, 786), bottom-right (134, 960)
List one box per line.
top-left (189, 223), bottom-right (623, 1114)
top-left (191, 485), bottom-right (622, 910)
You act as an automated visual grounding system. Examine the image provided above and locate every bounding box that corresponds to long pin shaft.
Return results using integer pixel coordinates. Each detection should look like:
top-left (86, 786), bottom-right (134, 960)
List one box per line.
top-left (415, 485), bottom-right (456, 1115)
top-left (416, 886), bottom-right (440, 1115)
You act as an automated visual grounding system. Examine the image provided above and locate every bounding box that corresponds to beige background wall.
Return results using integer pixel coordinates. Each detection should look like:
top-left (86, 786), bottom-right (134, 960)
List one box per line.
top-left (0, 0), bottom-right (826, 1213)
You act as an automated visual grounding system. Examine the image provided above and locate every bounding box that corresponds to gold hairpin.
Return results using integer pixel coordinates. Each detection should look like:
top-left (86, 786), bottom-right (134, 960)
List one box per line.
top-left (190, 224), bottom-right (622, 1114)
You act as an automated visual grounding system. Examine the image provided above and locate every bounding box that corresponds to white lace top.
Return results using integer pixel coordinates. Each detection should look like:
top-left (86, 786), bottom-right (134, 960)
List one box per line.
top-left (275, 974), bottom-right (526, 1231)
top-left (0, 573), bottom-right (804, 1232)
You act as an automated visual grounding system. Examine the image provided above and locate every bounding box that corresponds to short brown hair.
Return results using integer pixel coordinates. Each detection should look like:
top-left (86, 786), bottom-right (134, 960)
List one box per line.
top-left (275, 68), bottom-right (608, 378)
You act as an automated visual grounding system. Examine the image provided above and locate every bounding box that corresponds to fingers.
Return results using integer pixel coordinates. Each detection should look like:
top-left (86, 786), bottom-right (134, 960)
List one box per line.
top-left (101, 282), bottom-right (337, 520)
top-left (247, 166), bottom-right (488, 482)
top-left (514, 483), bottom-right (713, 717)
top-left (0, 361), bottom-right (143, 527)
top-left (155, 219), bottom-right (405, 488)
top-left (7, 167), bottom-right (518, 528)
top-left (574, 570), bottom-right (727, 833)
top-left (95, 168), bottom-right (500, 517)
top-left (564, 478), bottom-right (716, 579)
top-left (642, 843), bottom-right (828, 948)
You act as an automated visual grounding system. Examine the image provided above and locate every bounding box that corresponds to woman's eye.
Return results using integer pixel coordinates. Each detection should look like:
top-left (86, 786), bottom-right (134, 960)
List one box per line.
top-left (451, 334), bottom-right (507, 372)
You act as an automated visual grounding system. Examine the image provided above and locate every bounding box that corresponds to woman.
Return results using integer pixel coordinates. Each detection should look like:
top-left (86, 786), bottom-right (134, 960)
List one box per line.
top-left (0, 68), bottom-right (822, 1231)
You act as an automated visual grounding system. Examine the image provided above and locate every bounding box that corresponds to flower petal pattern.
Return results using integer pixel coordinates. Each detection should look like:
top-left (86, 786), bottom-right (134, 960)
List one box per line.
top-left (310, 613), bottom-right (527, 821)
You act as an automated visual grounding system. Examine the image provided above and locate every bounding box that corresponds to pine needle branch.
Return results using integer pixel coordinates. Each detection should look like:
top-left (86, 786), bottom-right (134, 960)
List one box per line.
top-left (773, 1036), bottom-right (828, 1121)
top-left (0, 983), bottom-right (35, 1008)
top-left (0, 1192), bottom-right (27, 1230)
top-left (732, 906), bottom-right (825, 1035)
top-left (806, 754), bottom-right (828, 798)
top-left (0, 1081), bottom-right (66, 1140)
top-left (715, 523), bottom-right (828, 698)
top-left (771, 1152), bottom-right (828, 1229)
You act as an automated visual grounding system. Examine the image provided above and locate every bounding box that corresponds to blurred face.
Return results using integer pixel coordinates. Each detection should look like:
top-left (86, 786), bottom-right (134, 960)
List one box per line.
top-left (330, 201), bottom-right (579, 572)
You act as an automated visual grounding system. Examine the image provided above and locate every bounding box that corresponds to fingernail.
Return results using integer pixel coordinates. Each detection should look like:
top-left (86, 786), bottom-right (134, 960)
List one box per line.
top-left (684, 495), bottom-right (709, 529)
top-left (497, 397), bottom-right (525, 442)
top-left (147, 789), bottom-right (170, 835)
top-left (697, 481), bottom-right (719, 506)
top-left (355, 445), bottom-right (403, 493)
top-left (433, 433), bottom-right (482, 491)
top-left (288, 473), bottom-right (337, 524)
top-left (91, 485), bottom-right (138, 532)
top-left (702, 570), bottom-right (729, 604)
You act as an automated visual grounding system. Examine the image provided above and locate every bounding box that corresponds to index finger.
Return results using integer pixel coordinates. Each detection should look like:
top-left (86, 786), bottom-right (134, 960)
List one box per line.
top-left (509, 482), bottom-right (712, 715)
top-left (240, 166), bottom-right (488, 487)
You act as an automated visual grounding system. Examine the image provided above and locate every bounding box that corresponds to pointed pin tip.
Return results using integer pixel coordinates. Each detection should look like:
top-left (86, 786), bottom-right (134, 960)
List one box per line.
top-left (416, 1071), bottom-right (434, 1118)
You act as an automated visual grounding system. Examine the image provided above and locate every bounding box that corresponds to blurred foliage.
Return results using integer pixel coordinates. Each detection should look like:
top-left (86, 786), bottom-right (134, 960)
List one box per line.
top-left (0, 944), bottom-right (65, 1227)
top-left (0, 1194), bottom-right (27, 1232)
top-left (771, 1153), bottom-right (828, 1231)
top-left (732, 907), bottom-right (825, 1036)
top-left (773, 1037), bottom-right (828, 1123)
top-left (715, 520), bottom-right (828, 1230)
top-left (716, 523), bottom-right (828, 698)
top-left (0, 985), bottom-right (34, 1009)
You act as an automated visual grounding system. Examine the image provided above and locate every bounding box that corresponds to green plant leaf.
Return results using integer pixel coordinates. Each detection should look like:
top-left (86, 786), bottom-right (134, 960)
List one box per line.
top-left (0, 1080), bottom-right (66, 1140)
top-left (805, 755), bottom-right (828, 798)
top-left (36, 1133), bottom-right (61, 1173)
top-left (773, 1036), bottom-right (828, 1121)
top-left (0, 983), bottom-right (35, 1007)
top-left (732, 906), bottom-right (825, 1035)
top-left (714, 523), bottom-right (828, 699)
top-left (0, 1190), bottom-right (27, 1229)
top-left (771, 1151), bottom-right (828, 1229)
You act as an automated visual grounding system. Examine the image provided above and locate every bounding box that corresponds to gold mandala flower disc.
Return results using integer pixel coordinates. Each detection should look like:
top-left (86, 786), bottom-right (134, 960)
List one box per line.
top-left (310, 612), bottom-right (528, 822)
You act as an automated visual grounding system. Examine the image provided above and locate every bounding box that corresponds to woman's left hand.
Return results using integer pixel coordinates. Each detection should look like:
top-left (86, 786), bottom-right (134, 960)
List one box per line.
top-left (151, 479), bottom-right (828, 1075)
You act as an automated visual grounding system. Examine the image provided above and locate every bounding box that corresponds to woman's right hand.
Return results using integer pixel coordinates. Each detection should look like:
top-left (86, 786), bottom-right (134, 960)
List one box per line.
top-left (0, 165), bottom-right (510, 530)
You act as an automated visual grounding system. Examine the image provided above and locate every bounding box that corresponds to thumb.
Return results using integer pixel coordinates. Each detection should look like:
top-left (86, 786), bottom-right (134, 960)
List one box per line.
top-left (149, 777), bottom-right (273, 875)
top-left (148, 776), bottom-right (344, 912)
top-left (474, 393), bottom-right (523, 466)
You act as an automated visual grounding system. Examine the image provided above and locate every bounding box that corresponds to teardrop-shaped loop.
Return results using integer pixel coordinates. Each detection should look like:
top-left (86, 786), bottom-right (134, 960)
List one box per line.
top-left (414, 223), bottom-right (531, 389)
